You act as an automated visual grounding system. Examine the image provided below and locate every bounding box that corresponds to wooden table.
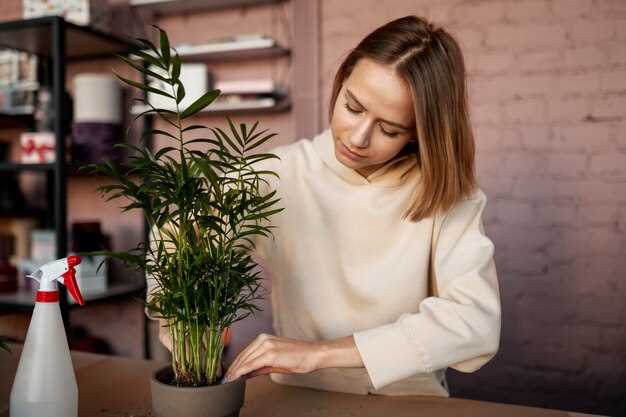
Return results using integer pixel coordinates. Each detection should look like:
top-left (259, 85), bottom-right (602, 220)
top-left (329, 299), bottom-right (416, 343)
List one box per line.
top-left (0, 344), bottom-right (604, 417)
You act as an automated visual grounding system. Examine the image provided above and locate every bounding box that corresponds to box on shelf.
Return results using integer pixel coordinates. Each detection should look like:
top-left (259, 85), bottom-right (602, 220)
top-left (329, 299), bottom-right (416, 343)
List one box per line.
top-left (17, 229), bottom-right (55, 290)
top-left (0, 219), bottom-right (37, 291)
top-left (0, 49), bottom-right (38, 88)
top-left (214, 79), bottom-right (283, 95)
top-left (0, 218), bottom-right (38, 271)
top-left (148, 63), bottom-right (209, 111)
top-left (29, 229), bottom-right (56, 265)
top-left (22, 0), bottom-right (111, 32)
top-left (71, 73), bottom-right (122, 164)
top-left (20, 132), bottom-right (55, 163)
top-left (72, 254), bottom-right (108, 296)
top-left (0, 83), bottom-right (38, 115)
top-left (69, 221), bottom-right (109, 296)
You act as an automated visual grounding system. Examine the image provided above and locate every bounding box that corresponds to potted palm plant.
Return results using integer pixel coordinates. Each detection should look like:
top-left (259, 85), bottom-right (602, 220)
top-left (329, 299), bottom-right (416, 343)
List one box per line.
top-left (83, 26), bottom-right (283, 417)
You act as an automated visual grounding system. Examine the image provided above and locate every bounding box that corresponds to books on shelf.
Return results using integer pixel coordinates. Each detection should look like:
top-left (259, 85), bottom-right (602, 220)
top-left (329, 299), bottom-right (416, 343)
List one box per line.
top-left (22, 0), bottom-right (111, 32)
top-left (214, 79), bottom-right (281, 95)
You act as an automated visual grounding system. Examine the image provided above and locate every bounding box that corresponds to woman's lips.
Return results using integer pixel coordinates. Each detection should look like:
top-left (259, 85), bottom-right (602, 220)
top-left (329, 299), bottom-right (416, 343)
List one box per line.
top-left (339, 141), bottom-right (366, 160)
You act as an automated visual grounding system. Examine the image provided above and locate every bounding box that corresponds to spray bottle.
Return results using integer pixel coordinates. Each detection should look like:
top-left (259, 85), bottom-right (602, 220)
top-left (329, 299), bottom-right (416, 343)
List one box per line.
top-left (10, 255), bottom-right (85, 417)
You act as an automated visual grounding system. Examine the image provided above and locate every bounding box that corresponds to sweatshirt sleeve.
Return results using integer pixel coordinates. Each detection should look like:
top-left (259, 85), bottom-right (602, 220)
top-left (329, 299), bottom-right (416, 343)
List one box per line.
top-left (352, 189), bottom-right (501, 390)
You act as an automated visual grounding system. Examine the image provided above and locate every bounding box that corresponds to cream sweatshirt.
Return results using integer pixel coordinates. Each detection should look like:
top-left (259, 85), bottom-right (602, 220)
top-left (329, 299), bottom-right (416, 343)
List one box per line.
top-left (146, 127), bottom-right (501, 397)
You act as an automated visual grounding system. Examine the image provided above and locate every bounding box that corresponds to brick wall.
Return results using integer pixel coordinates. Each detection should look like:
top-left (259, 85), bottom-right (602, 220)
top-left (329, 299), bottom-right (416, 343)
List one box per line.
top-left (319, 1), bottom-right (625, 415)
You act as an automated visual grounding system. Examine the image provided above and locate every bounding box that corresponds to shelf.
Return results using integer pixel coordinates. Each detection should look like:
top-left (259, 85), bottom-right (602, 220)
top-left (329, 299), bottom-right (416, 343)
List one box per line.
top-left (131, 96), bottom-right (291, 116)
top-left (0, 162), bottom-right (54, 172)
top-left (172, 40), bottom-right (289, 62)
top-left (0, 279), bottom-right (146, 309)
top-left (129, 0), bottom-right (286, 15)
top-left (66, 163), bottom-right (137, 177)
top-left (0, 208), bottom-right (45, 219)
top-left (0, 16), bottom-right (139, 61)
top-left (0, 112), bottom-right (35, 129)
top-left (134, 37), bottom-right (289, 63)
top-left (0, 162), bottom-right (136, 177)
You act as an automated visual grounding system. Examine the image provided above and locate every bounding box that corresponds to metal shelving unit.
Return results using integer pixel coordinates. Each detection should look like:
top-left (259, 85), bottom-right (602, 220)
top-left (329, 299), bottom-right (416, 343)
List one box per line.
top-left (0, 17), bottom-right (146, 335)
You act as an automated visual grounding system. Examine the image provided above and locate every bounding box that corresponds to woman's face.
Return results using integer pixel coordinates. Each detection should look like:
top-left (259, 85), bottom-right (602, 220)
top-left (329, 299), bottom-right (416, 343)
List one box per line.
top-left (330, 58), bottom-right (416, 178)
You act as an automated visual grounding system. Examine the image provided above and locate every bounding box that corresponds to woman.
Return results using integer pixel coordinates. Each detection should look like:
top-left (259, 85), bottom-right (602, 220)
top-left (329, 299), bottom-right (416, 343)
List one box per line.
top-left (161, 15), bottom-right (501, 397)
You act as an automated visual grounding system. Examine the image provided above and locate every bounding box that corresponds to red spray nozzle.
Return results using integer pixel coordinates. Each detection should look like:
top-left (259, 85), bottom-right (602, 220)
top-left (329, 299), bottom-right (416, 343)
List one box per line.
top-left (67, 255), bottom-right (81, 268)
top-left (63, 256), bottom-right (84, 306)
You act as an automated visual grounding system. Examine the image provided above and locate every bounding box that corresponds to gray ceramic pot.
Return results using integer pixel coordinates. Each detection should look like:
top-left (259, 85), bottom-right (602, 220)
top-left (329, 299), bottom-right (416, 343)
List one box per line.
top-left (150, 366), bottom-right (246, 417)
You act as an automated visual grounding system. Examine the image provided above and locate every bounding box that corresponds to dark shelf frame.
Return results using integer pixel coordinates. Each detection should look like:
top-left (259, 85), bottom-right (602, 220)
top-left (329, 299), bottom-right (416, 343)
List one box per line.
top-left (0, 17), bottom-right (152, 357)
top-left (0, 16), bottom-right (140, 61)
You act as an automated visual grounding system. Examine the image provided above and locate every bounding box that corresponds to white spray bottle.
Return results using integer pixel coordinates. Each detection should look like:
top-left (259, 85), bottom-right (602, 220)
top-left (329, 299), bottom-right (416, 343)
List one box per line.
top-left (10, 255), bottom-right (85, 417)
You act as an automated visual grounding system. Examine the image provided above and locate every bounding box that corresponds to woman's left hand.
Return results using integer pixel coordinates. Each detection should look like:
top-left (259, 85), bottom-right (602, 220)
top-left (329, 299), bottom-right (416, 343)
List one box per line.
top-left (223, 333), bottom-right (324, 382)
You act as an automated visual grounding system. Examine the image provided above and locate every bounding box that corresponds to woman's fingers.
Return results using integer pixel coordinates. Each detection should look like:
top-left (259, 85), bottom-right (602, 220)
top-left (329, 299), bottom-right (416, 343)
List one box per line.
top-left (225, 333), bottom-right (272, 381)
top-left (224, 336), bottom-right (323, 383)
top-left (226, 333), bottom-right (269, 380)
top-left (233, 345), bottom-right (276, 379)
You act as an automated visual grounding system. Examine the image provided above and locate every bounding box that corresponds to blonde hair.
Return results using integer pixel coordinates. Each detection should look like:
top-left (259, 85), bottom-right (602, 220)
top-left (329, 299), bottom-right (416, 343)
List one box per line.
top-left (329, 16), bottom-right (477, 221)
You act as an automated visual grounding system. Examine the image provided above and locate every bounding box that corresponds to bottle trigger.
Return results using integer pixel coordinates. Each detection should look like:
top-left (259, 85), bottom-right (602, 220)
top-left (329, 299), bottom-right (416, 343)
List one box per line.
top-left (63, 256), bottom-right (84, 305)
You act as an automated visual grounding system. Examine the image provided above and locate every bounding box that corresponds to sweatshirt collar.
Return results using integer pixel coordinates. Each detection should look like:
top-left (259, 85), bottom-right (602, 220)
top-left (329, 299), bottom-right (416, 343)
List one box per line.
top-left (312, 128), bottom-right (418, 187)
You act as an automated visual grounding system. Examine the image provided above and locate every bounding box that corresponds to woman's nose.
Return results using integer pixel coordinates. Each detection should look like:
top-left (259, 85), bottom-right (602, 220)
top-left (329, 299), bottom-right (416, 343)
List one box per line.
top-left (349, 121), bottom-right (372, 148)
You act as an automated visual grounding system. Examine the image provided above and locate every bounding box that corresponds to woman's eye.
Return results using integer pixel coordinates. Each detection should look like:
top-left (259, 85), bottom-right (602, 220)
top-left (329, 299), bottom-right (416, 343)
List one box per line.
top-left (344, 103), bottom-right (361, 114)
top-left (381, 127), bottom-right (399, 137)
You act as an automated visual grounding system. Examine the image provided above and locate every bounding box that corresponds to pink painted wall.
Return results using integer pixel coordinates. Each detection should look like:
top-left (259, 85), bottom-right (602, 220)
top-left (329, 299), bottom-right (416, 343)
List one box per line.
top-left (315, 1), bottom-right (624, 415)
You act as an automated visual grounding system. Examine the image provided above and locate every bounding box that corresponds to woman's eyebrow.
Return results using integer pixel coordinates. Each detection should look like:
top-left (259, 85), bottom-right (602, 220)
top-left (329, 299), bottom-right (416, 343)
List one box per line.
top-left (345, 88), bottom-right (411, 131)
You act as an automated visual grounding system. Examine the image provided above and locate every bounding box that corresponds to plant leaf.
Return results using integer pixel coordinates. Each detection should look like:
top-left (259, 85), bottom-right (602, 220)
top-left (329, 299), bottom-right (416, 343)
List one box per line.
top-left (116, 54), bottom-right (170, 83)
top-left (171, 54), bottom-right (181, 84)
top-left (181, 90), bottom-right (221, 119)
top-left (128, 48), bottom-right (165, 70)
top-left (211, 127), bottom-right (241, 155)
top-left (157, 27), bottom-right (171, 68)
top-left (176, 80), bottom-right (185, 104)
top-left (136, 37), bottom-right (160, 56)
top-left (113, 72), bottom-right (174, 99)
top-left (182, 124), bottom-right (207, 133)
top-left (227, 116), bottom-right (244, 150)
